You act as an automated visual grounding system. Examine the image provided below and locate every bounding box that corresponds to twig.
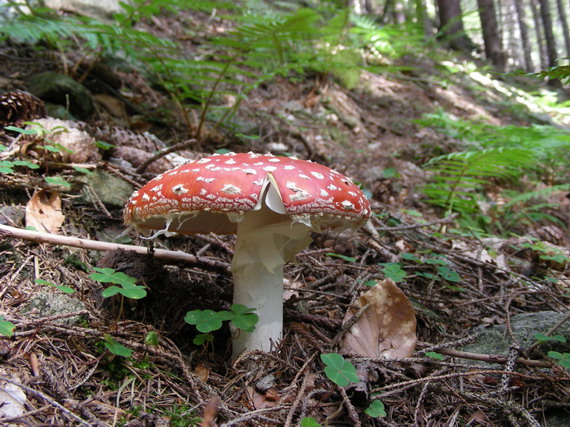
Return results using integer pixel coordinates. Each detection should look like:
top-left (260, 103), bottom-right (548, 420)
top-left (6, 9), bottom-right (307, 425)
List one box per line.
top-left (338, 386), bottom-right (361, 427)
top-left (284, 373), bottom-right (310, 427)
top-left (136, 139), bottom-right (197, 173)
top-left (0, 376), bottom-right (90, 426)
top-left (526, 311), bottom-right (570, 354)
top-left (416, 340), bottom-right (551, 368)
top-left (373, 369), bottom-right (567, 394)
top-left (331, 303), bottom-right (370, 346)
top-left (372, 212), bottom-right (460, 231)
top-left (0, 223), bottom-right (230, 274)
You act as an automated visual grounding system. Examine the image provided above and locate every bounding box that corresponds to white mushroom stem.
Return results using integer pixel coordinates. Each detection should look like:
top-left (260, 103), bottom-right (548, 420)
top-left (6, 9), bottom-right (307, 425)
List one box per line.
top-left (231, 204), bottom-right (311, 358)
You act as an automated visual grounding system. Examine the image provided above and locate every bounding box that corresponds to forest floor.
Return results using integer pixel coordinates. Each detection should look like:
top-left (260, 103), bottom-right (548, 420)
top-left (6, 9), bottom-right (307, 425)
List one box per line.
top-left (0, 6), bottom-right (569, 427)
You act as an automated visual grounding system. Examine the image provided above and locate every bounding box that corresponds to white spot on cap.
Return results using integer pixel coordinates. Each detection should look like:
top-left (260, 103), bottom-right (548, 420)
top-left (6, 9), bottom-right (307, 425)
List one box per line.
top-left (264, 166), bottom-right (277, 172)
top-left (225, 159), bottom-right (236, 164)
top-left (327, 184), bottom-right (339, 191)
top-left (142, 193), bottom-right (150, 201)
top-left (222, 184), bottom-right (241, 194)
top-left (268, 158), bottom-right (281, 162)
top-left (341, 200), bottom-right (355, 210)
top-left (320, 189), bottom-right (329, 197)
top-left (197, 177), bottom-right (216, 183)
top-left (299, 174), bottom-right (310, 180)
top-left (151, 184), bottom-right (163, 192)
top-left (172, 184), bottom-right (189, 194)
top-left (253, 180), bottom-right (263, 186)
top-left (311, 171), bottom-right (324, 179)
top-left (243, 168), bottom-right (257, 175)
top-left (197, 158), bottom-right (211, 164)
top-left (200, 188), bottom-right (207, 195)
top-left (284, 165), bottom-right (295, 170)
top-left (287, 182), bottom-right (309, 201)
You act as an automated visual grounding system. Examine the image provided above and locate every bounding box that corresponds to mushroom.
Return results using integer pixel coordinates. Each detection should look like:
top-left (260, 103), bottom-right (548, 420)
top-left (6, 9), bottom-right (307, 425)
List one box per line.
top-left (124, 152), bottom-right (371, 357)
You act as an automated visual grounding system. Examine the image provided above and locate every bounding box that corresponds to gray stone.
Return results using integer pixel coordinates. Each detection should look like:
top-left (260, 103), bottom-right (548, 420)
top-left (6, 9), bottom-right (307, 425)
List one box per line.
top-left (0, 206), bottom-right (25, 226)
top-left (45, 0), bottom-right (124, 20)
top-left (28, 72), bottom-right (94, 119)
top-left (21, 290), bottom-right (86, 326)
top-left (80, 170), bottom-right (134, 207)
top-left (463, 312), bottom-right (570, 363)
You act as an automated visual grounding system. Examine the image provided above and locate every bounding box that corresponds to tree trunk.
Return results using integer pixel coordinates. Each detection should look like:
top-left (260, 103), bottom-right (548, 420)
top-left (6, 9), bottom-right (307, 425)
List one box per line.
top-left (436, 0), bottom-right (472, 50)
top-left (415, 0), bottom-right (434, 37)
top-left (476, 0), bottom-right (506, 71)
top-left (530, 0), bottom-right (548, 70)
top-left (556, 0), bottom-right (570, 57)
top-left (514, 0), bottom-right (534, 72)
top-left (539, 0), bottom-right (558, 68)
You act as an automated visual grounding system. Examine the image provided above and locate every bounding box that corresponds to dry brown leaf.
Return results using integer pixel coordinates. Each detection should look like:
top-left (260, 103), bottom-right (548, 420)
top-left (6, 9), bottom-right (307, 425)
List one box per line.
top-left (246, 386), bottom-right (279, 410)
top-left (342, 278), bottom-right (417, 359)
top-left (193, 362), bottom-right (210, 383)
top-left (25, 189), bottom-right (65, 234)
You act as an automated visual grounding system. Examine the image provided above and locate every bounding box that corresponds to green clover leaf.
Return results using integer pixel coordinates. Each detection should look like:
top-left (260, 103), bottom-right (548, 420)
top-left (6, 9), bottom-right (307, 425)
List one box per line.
top-left (320, 353), bottom-right (359, 387)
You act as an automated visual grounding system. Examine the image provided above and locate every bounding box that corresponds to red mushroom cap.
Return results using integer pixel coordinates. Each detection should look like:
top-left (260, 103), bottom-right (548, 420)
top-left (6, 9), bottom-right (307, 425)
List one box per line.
top-left (124, 152), bottom-right (371, 234)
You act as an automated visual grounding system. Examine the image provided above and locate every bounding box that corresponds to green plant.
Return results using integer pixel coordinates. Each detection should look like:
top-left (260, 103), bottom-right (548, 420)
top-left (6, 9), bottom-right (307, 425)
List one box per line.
top-left (327, 252), bottom-right (357, 263)
top-left (380, 262), bottom-right (407, 282)
top-left (0, 315), bottom-right (15, 337)
top-left (418, 112), bottom-right (570, 232)
top-left (90, 268), bottom-right (147, 299)
top-left (531, 64), bottom-right (570, 85)
top-left (300, 417), bottom-right (321, 427)
top-left (102, 334), bottom-right (134, 358)
top-left (365, 399), bottom-right (387, 417)
top-left (35, 278), bottom-right (75, 294)
top-left (0, 159), bottom-right (40, 174)
top-left (320, 353), bottom-right (359, 387)
top-left (184, 304), bottom-right (259, 346)
top-left (548, 351), bottom-right (570, 368)
top-left (534, 333), bottom-right (566, 344)
top-left (423, 147), bottom-right (536, 215)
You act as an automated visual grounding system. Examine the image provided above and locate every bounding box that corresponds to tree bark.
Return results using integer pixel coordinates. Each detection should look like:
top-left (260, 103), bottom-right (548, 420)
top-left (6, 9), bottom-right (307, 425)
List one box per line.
top-left (514, 0), bottom-right (534, 71)
top-left (539, 0), bottom-right (558, 67)
top-left (415, 0), bottom-right (434, 37)
top-left (556, 0), bottom-right (570, 57)
top-left (436, 0), bottom-right (472, 50)
top-left (530, 0), bottom-right (548, 70)
top-left (476, 0), bottom-right (506, 71)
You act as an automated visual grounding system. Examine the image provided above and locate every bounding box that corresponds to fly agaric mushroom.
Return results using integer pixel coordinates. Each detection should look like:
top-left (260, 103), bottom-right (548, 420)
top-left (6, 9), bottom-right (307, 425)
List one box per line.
top-left (124, 152), bottom-right (370, 356)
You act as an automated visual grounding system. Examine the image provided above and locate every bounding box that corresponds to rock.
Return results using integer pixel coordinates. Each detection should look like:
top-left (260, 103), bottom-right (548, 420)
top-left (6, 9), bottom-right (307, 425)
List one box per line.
top-left (463, 311), bottom-right (570, 363)
top-left (26, 118), bottom-right (101, 164)
top-left (21, 290), bottom-right (86, 326)
top-left (28, 72), bottom-right (94, 119)
top-left (80, 170), bottom-right (134, 207)
top-left (0, 206), bottom-right (26, 226)
top-left (44, 0), bottom-right (124, 20)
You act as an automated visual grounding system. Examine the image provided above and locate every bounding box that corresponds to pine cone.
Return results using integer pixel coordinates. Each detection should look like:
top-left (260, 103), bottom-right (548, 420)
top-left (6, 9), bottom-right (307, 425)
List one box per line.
top-left (0, 90), bottom-right (47, 127)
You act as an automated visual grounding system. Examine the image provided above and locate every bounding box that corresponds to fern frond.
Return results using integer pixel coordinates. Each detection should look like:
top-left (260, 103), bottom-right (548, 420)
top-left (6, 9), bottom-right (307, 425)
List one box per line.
top-left (504, 183), bottom-right (570, 208)
top-left (423, 147), bottom-right (536, 214)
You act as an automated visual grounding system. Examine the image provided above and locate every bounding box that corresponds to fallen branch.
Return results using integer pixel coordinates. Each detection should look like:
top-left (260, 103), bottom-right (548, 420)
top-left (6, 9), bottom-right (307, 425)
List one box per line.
top-left (0, 223), bottom-right (230, 274)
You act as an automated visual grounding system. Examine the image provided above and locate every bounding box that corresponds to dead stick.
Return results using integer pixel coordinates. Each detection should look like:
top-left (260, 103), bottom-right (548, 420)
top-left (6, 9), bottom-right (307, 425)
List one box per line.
top-left (0, 223), bottom-right (230, 274)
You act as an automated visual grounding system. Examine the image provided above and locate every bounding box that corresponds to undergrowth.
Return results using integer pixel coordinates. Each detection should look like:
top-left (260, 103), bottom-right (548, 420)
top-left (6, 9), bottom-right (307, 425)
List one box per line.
top-left (0, 0), bottom-right (431, 139)
top-left (417, 110), bottom-right (570, 235)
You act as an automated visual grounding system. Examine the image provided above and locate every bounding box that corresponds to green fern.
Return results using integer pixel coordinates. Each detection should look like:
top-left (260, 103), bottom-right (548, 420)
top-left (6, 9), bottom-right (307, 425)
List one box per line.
top-left (504, 183), bottom-right (570, 208)
top-left (532, 64), bottom-right (570, 84)
top-left (423, 147), bottom-right (536, 214)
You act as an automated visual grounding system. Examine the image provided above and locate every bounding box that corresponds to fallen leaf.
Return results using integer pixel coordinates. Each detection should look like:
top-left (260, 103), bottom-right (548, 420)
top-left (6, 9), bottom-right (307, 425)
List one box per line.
top-left (0, 371), bottom-right (26, 419)
top-left (194, 362), bottom-right (210, 383)
top-left (342, 279), bottom-right (417, 359)
top-left (246, 386), bottom-right (279, 409)
top-left (25, 189), bottom-right (65, 233)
